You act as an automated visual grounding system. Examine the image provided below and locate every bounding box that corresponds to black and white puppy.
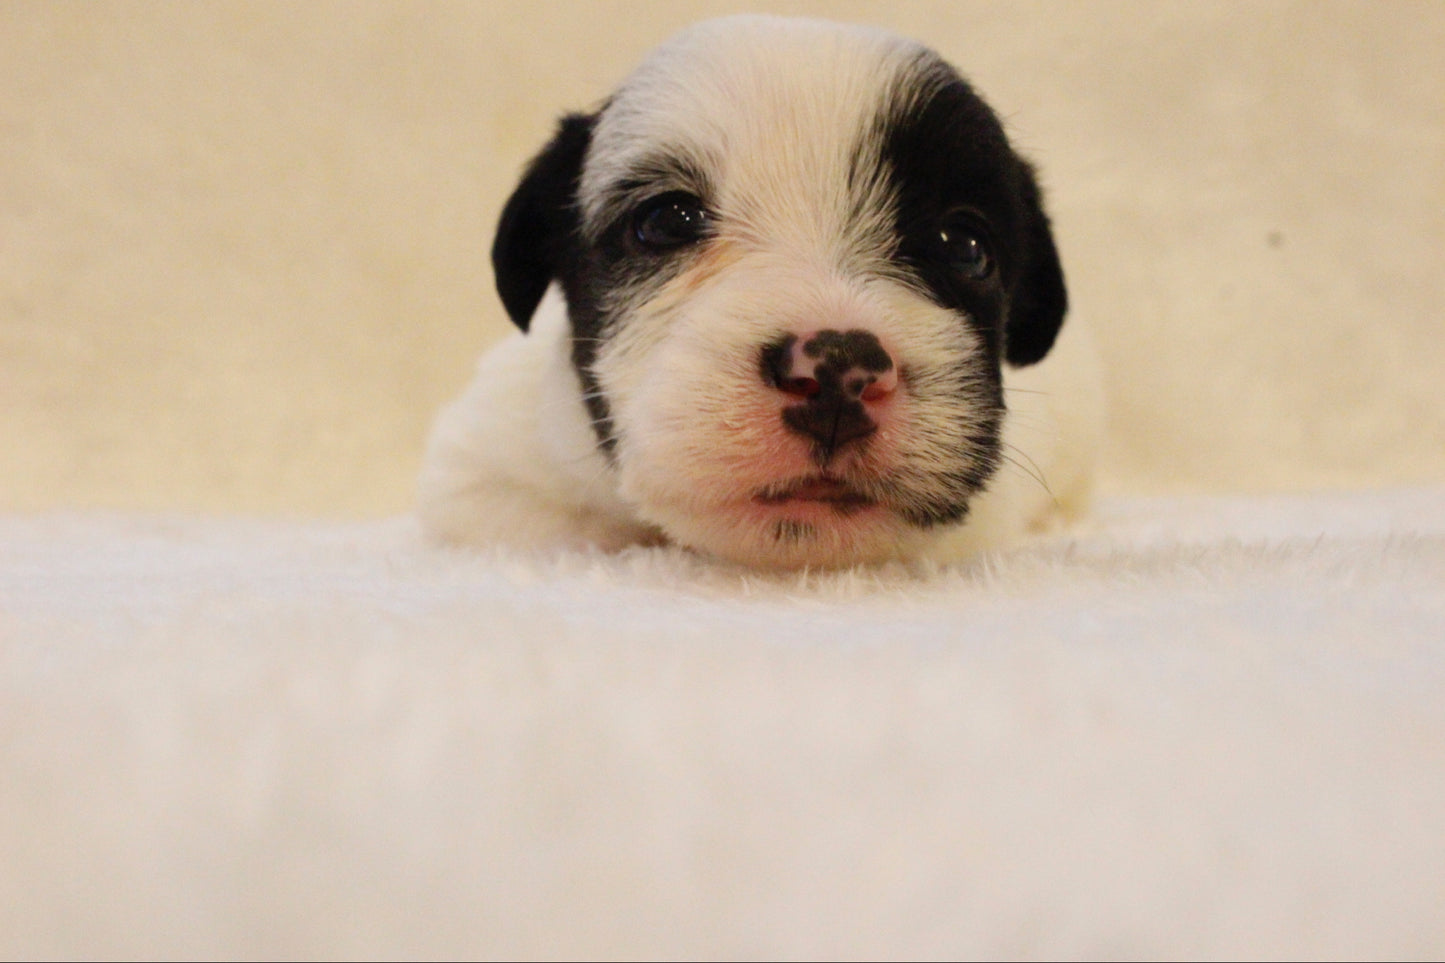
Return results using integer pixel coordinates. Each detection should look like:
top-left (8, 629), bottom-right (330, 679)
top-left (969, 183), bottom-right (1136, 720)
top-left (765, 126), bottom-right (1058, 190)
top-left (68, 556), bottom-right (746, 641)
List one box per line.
top-left (419, 15), bottom-right (1101, 568)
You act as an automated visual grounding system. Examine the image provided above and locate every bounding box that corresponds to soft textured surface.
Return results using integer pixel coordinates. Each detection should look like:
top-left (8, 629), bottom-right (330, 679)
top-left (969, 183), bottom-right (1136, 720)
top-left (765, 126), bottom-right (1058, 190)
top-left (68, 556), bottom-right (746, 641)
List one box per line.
top-left (3, 488), bottom-right (1443, 958)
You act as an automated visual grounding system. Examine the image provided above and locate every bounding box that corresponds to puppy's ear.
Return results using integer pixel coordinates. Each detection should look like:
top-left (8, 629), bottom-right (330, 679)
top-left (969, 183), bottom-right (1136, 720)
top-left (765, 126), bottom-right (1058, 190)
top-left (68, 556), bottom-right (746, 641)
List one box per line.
top-left (491, 113), bottom-right (595, 331)
top-left (1003, 160), bottom-right (1068, 367)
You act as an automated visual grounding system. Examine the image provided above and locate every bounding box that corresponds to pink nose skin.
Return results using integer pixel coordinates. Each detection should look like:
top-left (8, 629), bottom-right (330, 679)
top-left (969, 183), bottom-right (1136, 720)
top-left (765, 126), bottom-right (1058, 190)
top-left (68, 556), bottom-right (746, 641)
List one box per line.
top-left (762, 329), bottom-right (898, 459)
top-left (778, 330), bottom-right (899, 402)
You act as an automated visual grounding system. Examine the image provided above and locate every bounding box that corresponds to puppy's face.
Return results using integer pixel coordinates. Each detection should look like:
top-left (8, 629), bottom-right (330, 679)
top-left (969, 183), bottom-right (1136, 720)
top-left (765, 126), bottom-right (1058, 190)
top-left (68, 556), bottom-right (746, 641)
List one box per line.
top-left (493, 16), bottom-right (1066, 568)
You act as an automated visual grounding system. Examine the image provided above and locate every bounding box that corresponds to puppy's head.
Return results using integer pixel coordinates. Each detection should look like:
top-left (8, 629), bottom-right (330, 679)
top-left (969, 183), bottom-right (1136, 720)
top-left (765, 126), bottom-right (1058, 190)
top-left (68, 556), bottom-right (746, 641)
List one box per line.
top-left (493, 15), bottom-right (1067, 568)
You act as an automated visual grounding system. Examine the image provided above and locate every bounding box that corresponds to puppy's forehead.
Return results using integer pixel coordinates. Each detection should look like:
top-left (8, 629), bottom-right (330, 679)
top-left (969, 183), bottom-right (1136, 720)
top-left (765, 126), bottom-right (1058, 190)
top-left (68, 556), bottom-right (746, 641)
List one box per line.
top-left (578, 17), bottom-right (955, 242)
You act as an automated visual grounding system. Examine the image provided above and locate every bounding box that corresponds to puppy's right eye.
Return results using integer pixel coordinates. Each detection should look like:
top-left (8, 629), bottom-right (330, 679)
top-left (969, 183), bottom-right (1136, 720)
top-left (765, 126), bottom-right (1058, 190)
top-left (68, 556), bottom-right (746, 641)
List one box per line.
top-left (632, 192), bottom-right (710, 250)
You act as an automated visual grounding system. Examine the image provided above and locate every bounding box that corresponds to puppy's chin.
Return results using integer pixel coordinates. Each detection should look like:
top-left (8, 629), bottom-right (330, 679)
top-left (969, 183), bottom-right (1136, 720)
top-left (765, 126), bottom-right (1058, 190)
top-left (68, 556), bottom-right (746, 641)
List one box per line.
top-left (629, 486), bottom-right (927, 569)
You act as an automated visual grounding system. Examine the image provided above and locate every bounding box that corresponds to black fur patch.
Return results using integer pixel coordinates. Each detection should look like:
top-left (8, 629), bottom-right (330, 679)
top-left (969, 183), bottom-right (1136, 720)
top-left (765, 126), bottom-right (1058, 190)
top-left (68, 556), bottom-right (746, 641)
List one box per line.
top-left (490, 112), bottom-right (625, 452)
top-left (853, 55), bottom-right (1068, 525)
top-left (491, 113), bottom-right (595, 331)
top-left (879, 62), bottom-right (1067, 369)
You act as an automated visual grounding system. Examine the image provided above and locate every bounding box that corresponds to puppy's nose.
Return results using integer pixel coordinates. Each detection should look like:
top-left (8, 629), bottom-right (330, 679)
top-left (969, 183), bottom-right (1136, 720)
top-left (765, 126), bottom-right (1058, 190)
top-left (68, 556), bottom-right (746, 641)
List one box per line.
top-left (761, 329), bottom-right (898, 457)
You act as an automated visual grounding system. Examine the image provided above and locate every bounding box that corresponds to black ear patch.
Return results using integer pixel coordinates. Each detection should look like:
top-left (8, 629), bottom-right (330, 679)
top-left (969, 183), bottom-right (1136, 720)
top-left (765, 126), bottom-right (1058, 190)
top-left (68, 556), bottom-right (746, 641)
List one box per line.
top-left (1003, 160), bottom-right (1067, 368)
top-left (491, 113), bottom-right (595, 331)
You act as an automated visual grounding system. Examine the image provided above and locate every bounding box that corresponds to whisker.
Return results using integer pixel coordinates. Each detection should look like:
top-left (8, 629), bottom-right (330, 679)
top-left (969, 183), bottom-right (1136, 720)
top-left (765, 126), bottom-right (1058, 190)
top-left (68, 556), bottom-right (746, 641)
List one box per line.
top-left (998, 443), bottom-right (1057, 504)
top-left (536, 387), bottom-right (609, 416)
top-left (569, 453), bottom-right (617, 492)
top-left (999, 407), bottom-right (1057, 430)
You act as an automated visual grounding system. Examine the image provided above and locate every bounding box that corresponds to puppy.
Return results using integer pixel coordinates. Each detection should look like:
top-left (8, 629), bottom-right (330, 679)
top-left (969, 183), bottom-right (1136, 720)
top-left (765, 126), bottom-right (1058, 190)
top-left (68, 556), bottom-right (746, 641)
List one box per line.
top-left (418, 15), bottom-right (1101, 569)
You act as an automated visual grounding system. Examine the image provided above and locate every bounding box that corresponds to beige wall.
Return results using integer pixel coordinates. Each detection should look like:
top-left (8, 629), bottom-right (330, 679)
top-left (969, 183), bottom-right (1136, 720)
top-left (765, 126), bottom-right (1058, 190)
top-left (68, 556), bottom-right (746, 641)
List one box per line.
top-left (4, 0), bottom-right (1442, 516)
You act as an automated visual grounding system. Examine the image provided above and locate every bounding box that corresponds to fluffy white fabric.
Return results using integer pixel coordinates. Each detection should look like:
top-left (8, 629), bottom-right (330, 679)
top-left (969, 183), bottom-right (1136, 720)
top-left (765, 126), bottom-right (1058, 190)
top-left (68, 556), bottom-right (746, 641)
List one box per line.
top-left (4, 488), bottom-right (1442, 958)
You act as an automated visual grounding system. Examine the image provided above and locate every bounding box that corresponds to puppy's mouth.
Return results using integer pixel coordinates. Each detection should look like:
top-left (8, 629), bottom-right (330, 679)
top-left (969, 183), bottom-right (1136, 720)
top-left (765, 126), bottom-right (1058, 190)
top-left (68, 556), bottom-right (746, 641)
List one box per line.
top-left (753, 475), bottom-right (877, 512)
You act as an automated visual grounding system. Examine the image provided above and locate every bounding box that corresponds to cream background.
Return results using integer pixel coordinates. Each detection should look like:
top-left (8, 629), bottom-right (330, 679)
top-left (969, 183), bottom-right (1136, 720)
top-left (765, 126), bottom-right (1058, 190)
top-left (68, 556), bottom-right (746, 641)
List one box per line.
top-left (3, 0), bottom-right (1443, 516)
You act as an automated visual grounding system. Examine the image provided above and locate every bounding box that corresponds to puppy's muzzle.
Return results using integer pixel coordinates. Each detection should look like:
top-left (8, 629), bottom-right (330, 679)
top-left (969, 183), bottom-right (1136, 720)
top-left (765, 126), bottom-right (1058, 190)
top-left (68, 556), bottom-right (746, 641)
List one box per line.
top-left (761, 329), bottom-right (898, 461)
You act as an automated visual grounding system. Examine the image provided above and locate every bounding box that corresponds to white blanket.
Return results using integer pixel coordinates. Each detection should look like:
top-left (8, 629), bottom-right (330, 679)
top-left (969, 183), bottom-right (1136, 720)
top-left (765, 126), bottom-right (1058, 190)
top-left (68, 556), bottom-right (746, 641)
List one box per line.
top-left (4, 488), bottom-right (1442, 958)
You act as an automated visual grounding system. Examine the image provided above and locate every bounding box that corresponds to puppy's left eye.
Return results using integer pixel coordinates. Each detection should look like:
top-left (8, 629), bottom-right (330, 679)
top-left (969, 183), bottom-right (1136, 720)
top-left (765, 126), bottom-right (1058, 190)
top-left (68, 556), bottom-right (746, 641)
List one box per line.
top-left (937, 210), bottom-right (995, 280)
top-left (633, 192), bottom-right (711, 250)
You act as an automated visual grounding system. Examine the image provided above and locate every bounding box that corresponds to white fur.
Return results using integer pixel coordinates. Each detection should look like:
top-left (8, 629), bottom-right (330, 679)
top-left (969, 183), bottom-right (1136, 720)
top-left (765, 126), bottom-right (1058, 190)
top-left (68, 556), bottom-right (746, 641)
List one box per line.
top-left (418, 16), bottom-right (1103, 568)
